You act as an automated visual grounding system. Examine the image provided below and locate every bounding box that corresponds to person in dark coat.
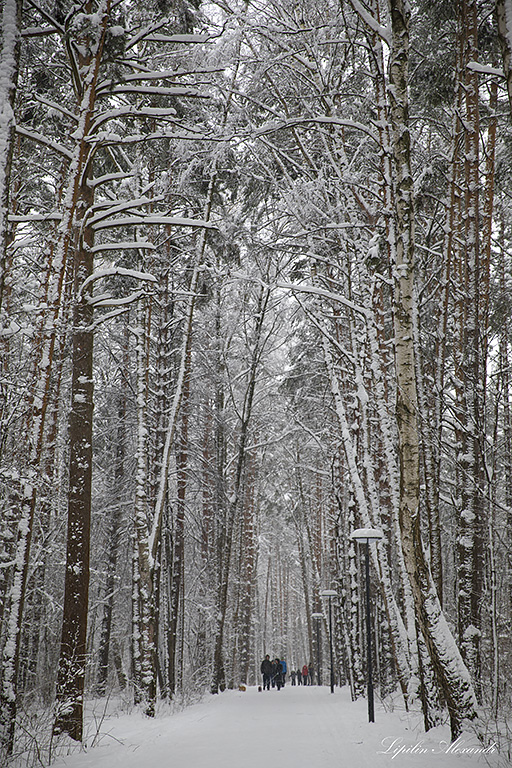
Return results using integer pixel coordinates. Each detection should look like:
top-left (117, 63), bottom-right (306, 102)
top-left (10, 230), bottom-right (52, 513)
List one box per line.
top-left (261, 654), bottom-right (273, 690)
top-left (296, 668), bottom-right (302, 685)
top-left (290, 669), bottom-right (296, 685)
top-left (273, 658), bottom-right (284, 690)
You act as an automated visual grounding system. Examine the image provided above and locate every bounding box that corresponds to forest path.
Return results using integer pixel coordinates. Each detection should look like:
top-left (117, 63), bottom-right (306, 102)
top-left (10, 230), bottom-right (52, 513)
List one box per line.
top-left (53, 685), bottom-right (501, 768)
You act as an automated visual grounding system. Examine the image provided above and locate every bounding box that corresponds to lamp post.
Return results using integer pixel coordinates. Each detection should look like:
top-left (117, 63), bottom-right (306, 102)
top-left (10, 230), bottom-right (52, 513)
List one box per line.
top-left (350, 528), bottom-right (383, 723)
top-left (320, 589), bottom-right (337, 693)
top-left (312, 612), bottom-right (323, 685)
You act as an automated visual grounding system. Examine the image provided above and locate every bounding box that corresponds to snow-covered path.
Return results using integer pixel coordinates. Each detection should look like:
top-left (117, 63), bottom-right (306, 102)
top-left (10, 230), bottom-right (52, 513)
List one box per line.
top-left (53, 685), bottom-right (504, 768)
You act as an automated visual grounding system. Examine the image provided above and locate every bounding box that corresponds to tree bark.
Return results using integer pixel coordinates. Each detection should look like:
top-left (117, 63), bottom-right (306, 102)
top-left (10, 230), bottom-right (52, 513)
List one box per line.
top-left (53, 1), bottom-right (111, 740)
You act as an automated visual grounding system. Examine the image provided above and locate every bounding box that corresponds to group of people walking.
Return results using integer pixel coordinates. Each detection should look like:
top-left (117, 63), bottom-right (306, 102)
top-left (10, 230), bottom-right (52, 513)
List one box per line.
top-left (290, 664), bottom-right (314, 685)
top-left (260, 655), bottom-right (287, 690)
top-left (260, 657), bottom-right (315, 690)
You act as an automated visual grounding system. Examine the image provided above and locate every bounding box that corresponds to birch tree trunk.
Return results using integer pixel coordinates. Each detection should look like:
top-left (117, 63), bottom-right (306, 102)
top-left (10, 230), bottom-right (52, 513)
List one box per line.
top-left (131, 293), bottom-right (156, 713)
top-left (239, 452), bottom-right (257, 686)
top-left (496, 0), bottom-right (512, 116)
top-left (387, 0), bottom-right (478, 739)
top-left (454, 0), bottom-right (485, 697)
top-left (0, 0), bottom-right (22, 317)
top-left (167, 339), bottom-right (190, 697)
top-left (96, 375), bottom-right (128, 696)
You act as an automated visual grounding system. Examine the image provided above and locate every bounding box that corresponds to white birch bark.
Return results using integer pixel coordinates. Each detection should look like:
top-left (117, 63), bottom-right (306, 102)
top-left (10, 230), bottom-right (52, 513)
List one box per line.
top-left (455, 0), bottom-right (484, 696)
top-left (0, 0), bottom-right (21, 318)
top-left (387, 0), bottom-right (478, 738)
top-left (131, 295), bottom-right (155, 713)
top-left (496, 0), bottom-right (512, 116)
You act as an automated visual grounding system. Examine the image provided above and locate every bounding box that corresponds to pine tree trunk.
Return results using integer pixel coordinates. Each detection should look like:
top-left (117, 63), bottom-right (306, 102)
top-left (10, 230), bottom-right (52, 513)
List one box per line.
top-left (53, 4), bottom-right (112, 738)
top-left (53, 178), bottom-right (94, 742)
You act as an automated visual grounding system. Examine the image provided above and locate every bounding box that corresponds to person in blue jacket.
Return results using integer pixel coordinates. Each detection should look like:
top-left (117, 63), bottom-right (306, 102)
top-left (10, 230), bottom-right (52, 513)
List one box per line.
top-left (280, 658), bottom-right (287, 685)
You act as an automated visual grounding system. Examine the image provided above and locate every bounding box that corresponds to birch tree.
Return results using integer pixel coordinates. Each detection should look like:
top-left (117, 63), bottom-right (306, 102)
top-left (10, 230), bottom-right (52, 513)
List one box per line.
top-left (496, 0), bottom-right (512, 115)
top-left (387, 0), bottom-right (478, 738)
top-left (0, 0), bottom-right (22, 317)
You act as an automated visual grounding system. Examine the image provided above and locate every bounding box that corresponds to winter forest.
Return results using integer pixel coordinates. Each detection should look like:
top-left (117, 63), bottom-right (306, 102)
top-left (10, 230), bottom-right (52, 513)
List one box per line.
top-left (2, 0), bottom-right (512, 763)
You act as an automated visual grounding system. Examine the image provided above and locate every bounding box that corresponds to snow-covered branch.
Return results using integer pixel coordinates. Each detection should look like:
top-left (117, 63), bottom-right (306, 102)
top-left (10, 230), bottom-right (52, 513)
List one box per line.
top-left (347, 0), bottom-right (391, 45)
top-left (90, 240), bottom-right (156, 253)
top-left (254, 116), bottom-right (379, 143)
top-left (91, 215), bottom-right (218, 231)
top-left (15, 126), bottom-right (73, 159)
top-left (78, 266), bottom-right (157, 299)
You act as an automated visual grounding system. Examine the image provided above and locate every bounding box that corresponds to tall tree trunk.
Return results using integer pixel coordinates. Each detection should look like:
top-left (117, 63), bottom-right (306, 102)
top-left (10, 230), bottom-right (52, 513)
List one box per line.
top-left (132, 295), bottom-right (156, 714)
top-left (53, 221), bottom-right (94, 740)
top-left (388, 0), bottom-right (478, 739)
top-left (53, 1), bottom-right (111, 740)
top-left (96, 379), bottom-right (128, 696)
top-left (453, 0), bottom-right (485, 698)
top-left (167, 340), bottom-right (190, 697)
top-left (239, 452), bottom-right (257, 686)
top-left (53, 172), bottom-right (95, 742)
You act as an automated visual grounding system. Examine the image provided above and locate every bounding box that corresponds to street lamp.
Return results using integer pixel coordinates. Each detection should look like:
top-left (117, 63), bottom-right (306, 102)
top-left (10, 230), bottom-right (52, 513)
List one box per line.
top-left (320, 589), bottom-right (337, 693)
top-left (311, 612), bottom-right (323, 685)
top-left (350, 527), bottom-right (383, 723)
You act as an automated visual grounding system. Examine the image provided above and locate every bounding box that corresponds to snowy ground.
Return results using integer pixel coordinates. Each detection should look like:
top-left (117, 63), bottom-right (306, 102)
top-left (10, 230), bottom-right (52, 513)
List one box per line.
top-left (32, 684), bottom-right (508, 768)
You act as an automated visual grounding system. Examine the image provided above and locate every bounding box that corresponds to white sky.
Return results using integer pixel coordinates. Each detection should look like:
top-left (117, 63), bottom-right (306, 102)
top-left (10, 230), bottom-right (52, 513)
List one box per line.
top-left (45, 685), bottom-right (505, 768)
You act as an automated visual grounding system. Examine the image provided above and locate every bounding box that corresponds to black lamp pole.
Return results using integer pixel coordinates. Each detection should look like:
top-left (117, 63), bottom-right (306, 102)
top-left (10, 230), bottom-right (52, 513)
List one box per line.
top-left (328, 596), bottom-right (335, 693)
top-left (320, 590), bottom-right (337, 693)
top-left (350, 528), bottom-right (383, 723)
top-left (364, 538), bottom-right (375, 723)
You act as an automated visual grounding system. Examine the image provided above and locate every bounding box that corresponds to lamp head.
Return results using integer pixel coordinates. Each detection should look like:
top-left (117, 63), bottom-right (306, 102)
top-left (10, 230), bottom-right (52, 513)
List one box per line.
top-left (350, 527), bottom-right (384, 543)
